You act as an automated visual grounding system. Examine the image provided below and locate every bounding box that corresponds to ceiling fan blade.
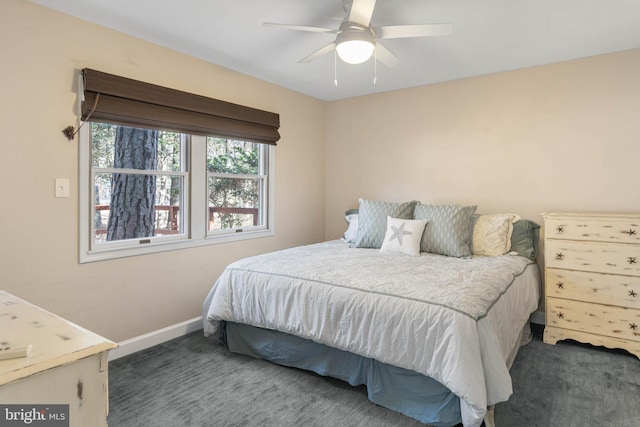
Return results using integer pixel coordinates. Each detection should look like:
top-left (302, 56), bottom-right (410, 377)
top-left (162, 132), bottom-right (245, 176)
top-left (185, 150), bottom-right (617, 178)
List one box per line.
top-left (262, 22), bottom-right (336, 34)
top-left (299, 42), bottom-right (336, 63)
top-left (374, 42), bottom-right (399, 67)
top-left (374, 23), bottom-right (454, 39)
top-left (348, 0), bottom-right (376, 27)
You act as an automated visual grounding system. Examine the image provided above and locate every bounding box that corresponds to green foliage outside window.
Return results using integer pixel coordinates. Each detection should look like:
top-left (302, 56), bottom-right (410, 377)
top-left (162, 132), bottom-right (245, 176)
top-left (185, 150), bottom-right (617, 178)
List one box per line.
top-left (207, 138), bottom-right (262, 230)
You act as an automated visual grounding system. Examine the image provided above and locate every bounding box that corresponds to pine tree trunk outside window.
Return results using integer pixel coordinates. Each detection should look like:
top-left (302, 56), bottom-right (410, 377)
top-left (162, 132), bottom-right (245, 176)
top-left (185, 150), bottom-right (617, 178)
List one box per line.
top-left (107, 127), bottom-right (158, 241)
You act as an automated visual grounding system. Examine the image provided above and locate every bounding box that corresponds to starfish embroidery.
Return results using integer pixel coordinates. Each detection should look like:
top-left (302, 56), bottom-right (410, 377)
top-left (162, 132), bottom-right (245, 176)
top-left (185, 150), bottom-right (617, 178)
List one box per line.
top-left (389, 222), bottom-right (412, 245)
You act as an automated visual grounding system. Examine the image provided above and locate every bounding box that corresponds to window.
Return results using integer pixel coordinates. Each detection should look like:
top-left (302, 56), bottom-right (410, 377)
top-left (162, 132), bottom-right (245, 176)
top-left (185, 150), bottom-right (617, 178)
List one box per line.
top-left (90, 124), bottom-right (188, 247)
top-left (79, 68), bottom-right (280, 262)
top-left (77, 69), bottom-right (279, 262)
top-left (207, 138), bottom-right (269, 234)
top-left (80, 123), bottom-right (274, 262)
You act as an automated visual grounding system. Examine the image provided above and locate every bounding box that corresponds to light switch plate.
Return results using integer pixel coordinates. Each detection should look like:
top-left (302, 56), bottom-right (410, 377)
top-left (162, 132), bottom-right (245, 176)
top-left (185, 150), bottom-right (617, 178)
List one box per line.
top-left (55, 178), bottom-right (70, 198)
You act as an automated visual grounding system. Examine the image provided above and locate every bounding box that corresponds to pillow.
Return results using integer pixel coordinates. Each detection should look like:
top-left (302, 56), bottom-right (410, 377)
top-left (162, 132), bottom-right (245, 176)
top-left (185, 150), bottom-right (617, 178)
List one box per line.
top-left (380, 217), bottom-right (428, 256)
top-left (472, 213), bottom-right (520, 256)
top-left (510, 219), bottom-right (541, 260)
top-left (354, 199), bottom-right (418, 249)
top-left (343, 209), bottom-right (359, 244)
top-left (413, 204), bottom-right (477, 257)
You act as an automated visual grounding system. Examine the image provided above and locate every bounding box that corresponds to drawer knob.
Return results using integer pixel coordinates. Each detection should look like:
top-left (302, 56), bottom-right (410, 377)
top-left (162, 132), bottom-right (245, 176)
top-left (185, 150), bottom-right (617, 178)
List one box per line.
top-left (628, 257), bottom-right (637, 265)
top-left (557, 312), bottom-right (565, 319)
top-left (556, 225), bottom-right (565, 234)
top-left (556, 281), bottom-right (564, 289)
top-left (630, 323), bottom-right (638, 331)
top-left (625, 229), bottom-right (637, 236)
top-left (630, 290), bottom-right (638, 298)
top-left (555, 252), bottom-right (564, 261)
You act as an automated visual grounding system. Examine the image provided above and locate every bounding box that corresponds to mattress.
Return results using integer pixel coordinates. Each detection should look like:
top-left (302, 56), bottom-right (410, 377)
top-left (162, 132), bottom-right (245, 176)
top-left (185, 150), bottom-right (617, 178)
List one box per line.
top-left (203, 240), bottom-right (541, 427)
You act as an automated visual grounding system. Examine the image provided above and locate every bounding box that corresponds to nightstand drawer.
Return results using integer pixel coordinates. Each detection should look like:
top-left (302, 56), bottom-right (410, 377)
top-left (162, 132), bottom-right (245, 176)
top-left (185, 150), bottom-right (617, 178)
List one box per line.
top-left (544, 215), bottom-right (640, 244)
top-left (546, 268), bottom-right (640, 309)
top-left (545, 239), bottom-right (640, 277)
top-left (546, 298), bottom-right (640, 342)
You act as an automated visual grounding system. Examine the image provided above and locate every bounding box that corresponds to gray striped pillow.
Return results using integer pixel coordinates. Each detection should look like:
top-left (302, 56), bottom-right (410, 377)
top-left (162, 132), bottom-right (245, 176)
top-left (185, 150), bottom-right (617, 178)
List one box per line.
top-left (354, 199), bottom-right (418, 249)
top-left (413, 204), bottom-right (477, 257)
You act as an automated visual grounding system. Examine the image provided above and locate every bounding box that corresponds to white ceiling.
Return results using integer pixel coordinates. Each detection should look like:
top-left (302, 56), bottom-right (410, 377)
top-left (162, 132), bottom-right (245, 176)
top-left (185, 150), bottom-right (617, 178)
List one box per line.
top-left (29, 0), bottom-right (640, 101)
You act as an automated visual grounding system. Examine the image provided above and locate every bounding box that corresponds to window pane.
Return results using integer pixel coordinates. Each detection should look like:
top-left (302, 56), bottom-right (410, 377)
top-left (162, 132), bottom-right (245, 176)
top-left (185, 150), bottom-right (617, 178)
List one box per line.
top-left (208, 176), bottom-right (261, 230)
top-left (91, 123), bottom-right (182, 172)
top-left (91, 123), bottom-right (116, 168)
top-left (207, 137), bottom-right (259, 174)
top-left (94, 173), bottom-right (183, 243)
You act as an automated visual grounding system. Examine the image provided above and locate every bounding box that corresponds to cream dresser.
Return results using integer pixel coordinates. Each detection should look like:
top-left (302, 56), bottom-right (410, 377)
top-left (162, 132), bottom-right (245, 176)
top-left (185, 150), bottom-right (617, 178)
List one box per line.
top-left (542, 212), bottom-right (640, 359)
top-left (0, 291), bottom-right (117, 426)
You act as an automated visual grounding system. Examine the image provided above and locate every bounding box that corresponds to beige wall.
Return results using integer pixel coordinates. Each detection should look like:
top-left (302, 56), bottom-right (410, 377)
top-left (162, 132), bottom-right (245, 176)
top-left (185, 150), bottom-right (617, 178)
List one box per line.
top-left (325, 49), bottom-right (640, 242)
top-left (3, 1), bottom-right (639, 342)
top-left (0, 0), bottom-right (326, 342)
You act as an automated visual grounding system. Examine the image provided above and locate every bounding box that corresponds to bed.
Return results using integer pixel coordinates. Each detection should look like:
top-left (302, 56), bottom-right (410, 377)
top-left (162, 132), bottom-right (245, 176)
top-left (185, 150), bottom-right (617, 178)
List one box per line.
top-left (203, 201), bottom-right (541, 427)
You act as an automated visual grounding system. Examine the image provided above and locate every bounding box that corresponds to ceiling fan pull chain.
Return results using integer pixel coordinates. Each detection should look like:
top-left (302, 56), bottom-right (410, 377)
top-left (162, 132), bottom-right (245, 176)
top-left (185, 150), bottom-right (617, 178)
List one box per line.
top-left (373, 46), bottom-right (377, 85)
top-left (334, 50), bottom-right (338, 86)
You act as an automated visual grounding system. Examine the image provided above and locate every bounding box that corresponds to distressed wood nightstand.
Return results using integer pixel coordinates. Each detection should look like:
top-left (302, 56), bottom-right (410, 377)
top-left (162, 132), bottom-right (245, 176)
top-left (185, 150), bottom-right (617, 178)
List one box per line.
top-left (542, 212), bottom-right (640, 359)
top-left (0, 291), bottom-right (117, 426)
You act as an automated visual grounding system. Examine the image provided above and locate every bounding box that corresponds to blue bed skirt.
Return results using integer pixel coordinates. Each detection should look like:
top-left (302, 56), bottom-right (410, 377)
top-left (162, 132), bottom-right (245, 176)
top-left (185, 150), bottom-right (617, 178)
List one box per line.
top-left (222, 321), bottom-right (462, 427)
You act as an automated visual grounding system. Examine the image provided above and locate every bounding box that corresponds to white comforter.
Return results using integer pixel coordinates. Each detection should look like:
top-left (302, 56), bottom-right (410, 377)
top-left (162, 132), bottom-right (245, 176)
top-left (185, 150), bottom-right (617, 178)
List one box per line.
top-left (203, 240), bottom-right (540, 427)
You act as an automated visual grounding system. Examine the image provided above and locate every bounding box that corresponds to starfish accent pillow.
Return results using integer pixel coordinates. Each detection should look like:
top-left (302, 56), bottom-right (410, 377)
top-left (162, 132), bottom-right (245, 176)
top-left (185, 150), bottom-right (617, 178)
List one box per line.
top-left (380, 216), bottom-right (428, 256)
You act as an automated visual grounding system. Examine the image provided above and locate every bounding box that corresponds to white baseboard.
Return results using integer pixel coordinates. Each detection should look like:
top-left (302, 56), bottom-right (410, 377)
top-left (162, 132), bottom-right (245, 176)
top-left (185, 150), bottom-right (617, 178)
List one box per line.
top-left (530, 310), bottom-right (545, 325)
top-left (109, 316), bottom-right (203, 361)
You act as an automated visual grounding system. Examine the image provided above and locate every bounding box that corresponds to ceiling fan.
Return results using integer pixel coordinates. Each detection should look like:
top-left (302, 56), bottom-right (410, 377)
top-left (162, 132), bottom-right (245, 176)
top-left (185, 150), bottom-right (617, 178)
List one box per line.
top-left (263, 0), bottom-right (453, 67)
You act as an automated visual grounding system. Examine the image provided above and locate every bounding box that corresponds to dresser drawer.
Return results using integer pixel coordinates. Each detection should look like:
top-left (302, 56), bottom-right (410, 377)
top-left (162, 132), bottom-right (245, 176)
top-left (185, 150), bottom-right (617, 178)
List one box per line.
top-left (546, 297), bottom-right (640, 342)
top-left (546, 268), bottom-right (640, 309)
top-left (544, 215), bottom-right (640, 244)
top-left (545, 239), bottom-right (640, 277)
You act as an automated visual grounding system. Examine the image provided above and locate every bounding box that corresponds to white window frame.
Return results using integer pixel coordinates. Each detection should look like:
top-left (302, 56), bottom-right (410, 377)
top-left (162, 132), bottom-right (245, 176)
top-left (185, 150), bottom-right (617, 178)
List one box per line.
top-left (79, 126), bottom-right (275, 263)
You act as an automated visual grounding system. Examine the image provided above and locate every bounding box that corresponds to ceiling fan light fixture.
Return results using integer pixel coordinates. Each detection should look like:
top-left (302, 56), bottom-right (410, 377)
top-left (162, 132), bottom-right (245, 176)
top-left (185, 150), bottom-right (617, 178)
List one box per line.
top-left (336, 39), bottom-right (374, 64)
top-left (335, 23), bottom-right (375, 64)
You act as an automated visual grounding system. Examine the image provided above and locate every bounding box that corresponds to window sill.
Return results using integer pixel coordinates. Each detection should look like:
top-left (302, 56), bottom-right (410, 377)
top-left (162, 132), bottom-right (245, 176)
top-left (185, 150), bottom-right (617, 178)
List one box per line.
top-left (79, 229), bottom-right (274, 263)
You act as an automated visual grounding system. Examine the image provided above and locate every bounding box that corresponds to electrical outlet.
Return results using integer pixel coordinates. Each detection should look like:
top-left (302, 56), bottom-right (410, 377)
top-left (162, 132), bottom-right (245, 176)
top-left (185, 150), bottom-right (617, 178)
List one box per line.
top-left (55, 178), bottom-right (70, 198)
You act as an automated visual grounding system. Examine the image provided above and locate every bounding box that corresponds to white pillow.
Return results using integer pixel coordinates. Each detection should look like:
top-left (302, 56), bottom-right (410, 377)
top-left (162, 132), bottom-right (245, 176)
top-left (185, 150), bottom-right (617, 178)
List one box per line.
top-left (380, 217), bottom-right (428, 256)
top-left (472, 213), bottom-right (520, 256)
top-left (343, 213), bottom-right (359, 243)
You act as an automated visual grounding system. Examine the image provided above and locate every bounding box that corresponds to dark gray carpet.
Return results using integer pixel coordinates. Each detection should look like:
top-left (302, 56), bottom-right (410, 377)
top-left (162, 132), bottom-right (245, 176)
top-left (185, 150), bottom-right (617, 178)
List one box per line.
top-left (495, 326), bottom-right (640, 427)
top-left (108, 325), bottom-right (640, 426)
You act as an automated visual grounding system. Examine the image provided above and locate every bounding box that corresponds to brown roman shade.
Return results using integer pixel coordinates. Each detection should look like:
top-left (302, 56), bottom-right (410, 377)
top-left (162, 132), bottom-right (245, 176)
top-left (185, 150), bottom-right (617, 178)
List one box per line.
top-left (81, 68), bottom-right (280, 145)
